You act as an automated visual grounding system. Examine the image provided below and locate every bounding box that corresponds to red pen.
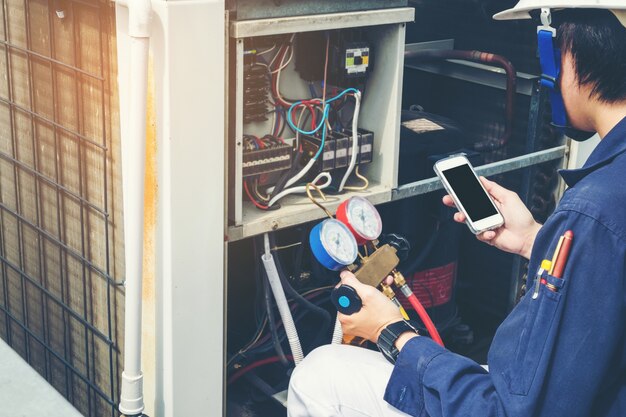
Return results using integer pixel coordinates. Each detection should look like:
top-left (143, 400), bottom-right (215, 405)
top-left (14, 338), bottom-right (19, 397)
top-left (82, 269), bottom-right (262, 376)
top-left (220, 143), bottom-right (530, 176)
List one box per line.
top-left (552, 230), bottom-right (574, 278)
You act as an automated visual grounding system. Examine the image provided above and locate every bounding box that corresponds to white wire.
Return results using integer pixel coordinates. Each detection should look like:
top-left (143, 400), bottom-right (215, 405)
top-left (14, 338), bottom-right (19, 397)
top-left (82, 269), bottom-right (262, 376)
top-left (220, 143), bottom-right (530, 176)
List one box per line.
top-left (266, 156), bottom-right (314, 196)
top-left (268, 172), bottom-right (332, 207)
top-left (270, 44), bottom-right (294, 74)
top-left (338, 92), bottom-right (362, 192)
top-left (270, 108), bottom-right (276, 135)
top-left (274, 68), bottom-right (292, 106)
top-left (257, 44), bottom-right (276, 56)
top-left (265, 106), bottom-right (310, 195)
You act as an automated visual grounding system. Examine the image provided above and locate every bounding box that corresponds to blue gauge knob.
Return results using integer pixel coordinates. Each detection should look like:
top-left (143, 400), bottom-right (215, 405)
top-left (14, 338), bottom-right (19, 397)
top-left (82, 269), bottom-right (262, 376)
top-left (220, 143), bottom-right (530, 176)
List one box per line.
top-left (331, 285), bottom-right (362, 315)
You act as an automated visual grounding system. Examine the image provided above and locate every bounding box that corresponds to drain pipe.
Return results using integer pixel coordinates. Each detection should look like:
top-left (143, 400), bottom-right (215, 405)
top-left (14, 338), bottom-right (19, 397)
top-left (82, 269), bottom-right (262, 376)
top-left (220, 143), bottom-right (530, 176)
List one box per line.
top-left (118, 0), bottom-right (152, 415)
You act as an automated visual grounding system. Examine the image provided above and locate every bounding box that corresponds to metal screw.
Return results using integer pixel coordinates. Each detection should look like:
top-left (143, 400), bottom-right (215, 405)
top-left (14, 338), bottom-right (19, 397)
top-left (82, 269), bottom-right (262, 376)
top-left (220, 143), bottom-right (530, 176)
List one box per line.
top-left (271, 221), bottom-right (279, 230)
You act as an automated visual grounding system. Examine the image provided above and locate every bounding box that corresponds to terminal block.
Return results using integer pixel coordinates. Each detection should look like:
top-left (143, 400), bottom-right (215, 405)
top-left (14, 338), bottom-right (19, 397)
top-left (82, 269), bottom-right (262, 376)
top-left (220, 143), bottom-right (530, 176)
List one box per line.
top-left (300, 128), bottom-right (374, 172)
top-left (242, 143), bottom-right (293, 177)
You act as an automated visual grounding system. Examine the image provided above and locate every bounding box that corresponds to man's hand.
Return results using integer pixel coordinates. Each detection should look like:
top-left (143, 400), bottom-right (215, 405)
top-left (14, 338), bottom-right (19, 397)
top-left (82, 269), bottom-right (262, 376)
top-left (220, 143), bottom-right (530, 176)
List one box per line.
top-left (443, 177), bottom-right (541, 260)
top-left (337, 271), bottom-right (404, 343)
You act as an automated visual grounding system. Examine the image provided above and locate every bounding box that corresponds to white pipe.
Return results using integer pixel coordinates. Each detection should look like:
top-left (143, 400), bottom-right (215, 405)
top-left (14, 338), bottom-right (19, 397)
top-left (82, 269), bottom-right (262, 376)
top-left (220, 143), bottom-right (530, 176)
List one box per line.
top-left (262, 235), bottom-right (304, 365)
top-left (338, 91), bottom-right (361, 192)
top-left (331, 316), bottom-right (343, 345)
top-left (119, 0), bottom-right (152, 415)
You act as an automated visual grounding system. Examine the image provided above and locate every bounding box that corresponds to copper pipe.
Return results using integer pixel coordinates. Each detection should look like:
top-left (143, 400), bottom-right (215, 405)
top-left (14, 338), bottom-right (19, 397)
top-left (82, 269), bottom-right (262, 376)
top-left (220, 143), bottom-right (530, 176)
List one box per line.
top-left (404, 49), bottom-right (517, 151)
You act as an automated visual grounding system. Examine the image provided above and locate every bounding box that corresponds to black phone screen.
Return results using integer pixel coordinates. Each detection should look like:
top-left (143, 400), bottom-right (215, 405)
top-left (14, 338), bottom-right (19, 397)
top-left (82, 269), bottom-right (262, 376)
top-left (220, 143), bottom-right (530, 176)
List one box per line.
top-left (441, 164), bottom-right (498, 221)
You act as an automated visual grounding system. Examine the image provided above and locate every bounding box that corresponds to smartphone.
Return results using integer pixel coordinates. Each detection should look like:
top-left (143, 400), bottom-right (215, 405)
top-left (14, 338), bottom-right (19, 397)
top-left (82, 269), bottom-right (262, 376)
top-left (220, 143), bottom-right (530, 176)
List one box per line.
top-left (434, 154), bottom-right (504, 234)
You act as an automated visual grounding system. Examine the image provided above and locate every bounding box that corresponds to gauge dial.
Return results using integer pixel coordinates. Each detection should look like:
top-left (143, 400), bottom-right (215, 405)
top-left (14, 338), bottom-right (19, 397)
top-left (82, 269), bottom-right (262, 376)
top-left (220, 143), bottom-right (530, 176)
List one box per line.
top-left (320, 219), bottom-right (358, 266)
top-left (309, 219), bottom-right (358, 271)
top-left (336, 196), bottom-right (382, 245)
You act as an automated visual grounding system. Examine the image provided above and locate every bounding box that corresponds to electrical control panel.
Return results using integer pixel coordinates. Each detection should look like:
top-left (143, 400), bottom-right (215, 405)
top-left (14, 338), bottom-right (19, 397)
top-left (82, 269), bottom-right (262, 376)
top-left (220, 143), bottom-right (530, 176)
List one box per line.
top-left (227, 8), bottom-right (413, 239)
top-left (228, 0), bottom-right (408, 20)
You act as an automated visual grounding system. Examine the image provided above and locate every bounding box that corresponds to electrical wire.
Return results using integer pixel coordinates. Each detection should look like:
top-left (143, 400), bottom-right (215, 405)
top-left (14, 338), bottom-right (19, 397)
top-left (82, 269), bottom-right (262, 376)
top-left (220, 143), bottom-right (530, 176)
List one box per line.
top-left (226, 316), bottom-right (268, 369)
top-left (268, 171), bottom-right (331, 207)
top-left (270, 44), bottom-right (294, 74)
top-left (253, 178), bottom-right (270, 202)
top-left (273, 242), bottom-right (302, 251)
top-left (321, 34), bottom-right (329, 107)
top-left (244, 180), bottom-right (270, 210)
top-left (269, 234), bottom-right (332, 328)
top-left (267, 87), bottom-right (359, 205)
top-left (257, 44), bottom-right (276, 56)
top-left (338, 91), bottom-right (362, 192)
top-left (228, 355), bottom-right (294, 385)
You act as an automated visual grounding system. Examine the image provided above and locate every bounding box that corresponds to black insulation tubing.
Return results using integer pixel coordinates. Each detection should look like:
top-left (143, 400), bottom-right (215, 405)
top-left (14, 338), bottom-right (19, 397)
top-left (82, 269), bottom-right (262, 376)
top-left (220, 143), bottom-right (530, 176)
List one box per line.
top-left (269, 234), bottom-right (332, 345)
top-left (262, 264), bottom-right (290, 367)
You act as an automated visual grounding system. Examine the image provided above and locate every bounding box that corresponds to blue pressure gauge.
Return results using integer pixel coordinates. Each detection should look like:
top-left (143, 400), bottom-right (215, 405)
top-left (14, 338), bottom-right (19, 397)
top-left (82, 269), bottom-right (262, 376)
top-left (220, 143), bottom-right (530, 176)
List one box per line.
top-left (309, 219), bottom-right (358, 271)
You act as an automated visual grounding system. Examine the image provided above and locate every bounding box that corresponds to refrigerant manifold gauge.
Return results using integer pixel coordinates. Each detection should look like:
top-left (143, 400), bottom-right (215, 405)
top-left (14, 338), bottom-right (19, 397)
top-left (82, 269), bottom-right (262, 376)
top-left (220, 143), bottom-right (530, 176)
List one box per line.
top-left (336, 196), bottom-right (383, 245)
top-left (309, 218), bottom-right (358, 271)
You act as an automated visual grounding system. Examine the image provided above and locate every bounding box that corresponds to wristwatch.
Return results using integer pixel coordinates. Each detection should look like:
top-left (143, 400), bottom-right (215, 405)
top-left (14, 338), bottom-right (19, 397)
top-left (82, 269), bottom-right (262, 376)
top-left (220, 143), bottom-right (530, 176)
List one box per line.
top-left (377, 320), bottom-right (419, 364)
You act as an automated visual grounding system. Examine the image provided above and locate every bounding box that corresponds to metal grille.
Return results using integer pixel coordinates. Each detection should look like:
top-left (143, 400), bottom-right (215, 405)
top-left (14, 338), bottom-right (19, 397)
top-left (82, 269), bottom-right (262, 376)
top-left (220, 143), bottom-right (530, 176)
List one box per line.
top-left (0, 1), bottom-right (124, 416)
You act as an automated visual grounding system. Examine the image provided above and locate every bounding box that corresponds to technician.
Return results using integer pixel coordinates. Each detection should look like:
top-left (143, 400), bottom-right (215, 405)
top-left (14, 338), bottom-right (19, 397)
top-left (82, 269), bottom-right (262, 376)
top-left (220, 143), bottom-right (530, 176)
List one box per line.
top-left (288, 2), bottom-right (626, 416)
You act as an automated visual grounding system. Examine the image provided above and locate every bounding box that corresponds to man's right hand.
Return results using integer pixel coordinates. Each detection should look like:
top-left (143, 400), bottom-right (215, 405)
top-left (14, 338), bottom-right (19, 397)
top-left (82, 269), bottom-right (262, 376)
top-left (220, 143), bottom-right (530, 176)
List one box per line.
top-left (442, 177), bottom-right (541, 260)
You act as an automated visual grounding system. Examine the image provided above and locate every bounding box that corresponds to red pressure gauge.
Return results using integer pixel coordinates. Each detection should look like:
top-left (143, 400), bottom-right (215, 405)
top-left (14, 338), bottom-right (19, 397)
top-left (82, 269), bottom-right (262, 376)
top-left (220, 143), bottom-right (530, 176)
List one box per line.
top-left (336, 196), bottom-right (383, 245)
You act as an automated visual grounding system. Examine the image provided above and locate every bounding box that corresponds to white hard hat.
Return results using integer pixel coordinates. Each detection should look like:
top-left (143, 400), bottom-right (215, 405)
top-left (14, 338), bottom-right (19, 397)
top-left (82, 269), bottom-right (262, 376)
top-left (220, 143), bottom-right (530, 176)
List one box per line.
top-left (493, 1), bottom-right (626, 28)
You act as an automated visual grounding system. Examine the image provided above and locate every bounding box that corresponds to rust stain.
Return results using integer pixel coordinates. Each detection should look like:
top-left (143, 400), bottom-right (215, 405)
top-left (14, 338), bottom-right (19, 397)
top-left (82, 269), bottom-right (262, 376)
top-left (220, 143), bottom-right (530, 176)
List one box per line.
top-left (142, 54), bottom-right (158, 416)
top-left (143, 61), bottom-right (158, 304)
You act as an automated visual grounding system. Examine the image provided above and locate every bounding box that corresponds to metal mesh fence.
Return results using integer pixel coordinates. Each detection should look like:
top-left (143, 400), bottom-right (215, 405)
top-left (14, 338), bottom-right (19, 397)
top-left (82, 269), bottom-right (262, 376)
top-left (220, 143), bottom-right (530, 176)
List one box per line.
top-left (0, 1), bottom-right (124, 416)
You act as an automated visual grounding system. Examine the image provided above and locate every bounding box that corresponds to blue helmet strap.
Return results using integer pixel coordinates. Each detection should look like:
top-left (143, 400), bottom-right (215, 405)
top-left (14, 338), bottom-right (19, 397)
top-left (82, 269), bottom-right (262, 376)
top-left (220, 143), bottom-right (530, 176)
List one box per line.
top-left (537, 12), bottom-right (596, 141)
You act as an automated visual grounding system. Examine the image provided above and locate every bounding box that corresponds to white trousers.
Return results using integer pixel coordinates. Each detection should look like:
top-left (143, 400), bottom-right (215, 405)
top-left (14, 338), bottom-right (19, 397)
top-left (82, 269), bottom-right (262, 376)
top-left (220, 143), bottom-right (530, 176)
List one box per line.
top-left (287, 344), bottom-right (412, 417)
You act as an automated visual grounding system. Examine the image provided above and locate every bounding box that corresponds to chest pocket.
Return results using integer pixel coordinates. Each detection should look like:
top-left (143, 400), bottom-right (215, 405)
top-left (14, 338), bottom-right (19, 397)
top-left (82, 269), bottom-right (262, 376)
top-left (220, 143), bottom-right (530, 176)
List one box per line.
top-left (505, 273), bottom-right (566, 395)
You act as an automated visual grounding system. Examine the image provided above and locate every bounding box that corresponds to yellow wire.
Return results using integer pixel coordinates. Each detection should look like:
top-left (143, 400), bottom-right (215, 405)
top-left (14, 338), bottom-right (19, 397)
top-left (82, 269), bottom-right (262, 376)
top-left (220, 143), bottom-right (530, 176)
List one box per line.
top-left (255, 180), bottom-right (269, 202)
top-left (343, 166), bottom-right (369, 191)
top-left (399, 306), bottom-right (410, 320)
top-left (272, 242), bottom-right (302, 251)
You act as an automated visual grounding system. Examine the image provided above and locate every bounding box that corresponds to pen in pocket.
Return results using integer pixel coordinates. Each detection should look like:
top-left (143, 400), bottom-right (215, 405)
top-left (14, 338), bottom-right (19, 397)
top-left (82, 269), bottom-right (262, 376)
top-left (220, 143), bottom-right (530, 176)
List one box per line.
top-left (532, 259), bottom-right (552, 299)
top-left (548, 235), bottom-right (565, 275)
top-left (552, 230), bottom-right (574, 279)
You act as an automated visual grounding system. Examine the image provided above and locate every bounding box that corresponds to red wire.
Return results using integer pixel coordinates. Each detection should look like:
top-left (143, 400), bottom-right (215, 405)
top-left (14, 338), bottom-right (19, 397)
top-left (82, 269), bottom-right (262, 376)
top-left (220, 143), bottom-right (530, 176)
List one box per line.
top-left (406, 292), bottom-right (444, 347)
top-left (253, 135), bottom-right (265, 149)
top-left (228, 355), bottom-right (294, 385)
top-left (244, 181), bottom-right (269, 210)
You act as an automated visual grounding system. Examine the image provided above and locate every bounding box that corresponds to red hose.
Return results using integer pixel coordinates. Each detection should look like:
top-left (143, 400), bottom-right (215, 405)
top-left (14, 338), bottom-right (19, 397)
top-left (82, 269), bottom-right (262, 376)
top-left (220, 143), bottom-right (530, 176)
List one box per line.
top-left (228, 355), bottom-right (294, 385)
top-left (406, 292), bottom-right (444, 347)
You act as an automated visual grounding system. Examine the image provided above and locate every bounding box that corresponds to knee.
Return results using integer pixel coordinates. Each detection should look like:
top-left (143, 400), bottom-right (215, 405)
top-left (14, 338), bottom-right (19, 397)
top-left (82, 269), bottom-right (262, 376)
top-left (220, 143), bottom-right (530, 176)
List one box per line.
top-left (288, 345), bottom-right (345, 416)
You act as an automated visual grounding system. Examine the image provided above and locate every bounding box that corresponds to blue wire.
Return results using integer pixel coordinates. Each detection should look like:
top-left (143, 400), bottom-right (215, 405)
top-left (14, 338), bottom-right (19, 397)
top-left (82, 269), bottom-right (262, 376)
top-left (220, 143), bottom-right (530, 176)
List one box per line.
top-left (273, 106), bottom-right (281, 136)
top-left (286, 88), bottom-right (359, 138)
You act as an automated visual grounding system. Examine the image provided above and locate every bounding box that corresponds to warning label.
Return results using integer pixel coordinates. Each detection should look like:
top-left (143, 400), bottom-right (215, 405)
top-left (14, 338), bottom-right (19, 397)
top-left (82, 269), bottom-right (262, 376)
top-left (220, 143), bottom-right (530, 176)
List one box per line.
top-left (400, 262), bottom-right (457, 310)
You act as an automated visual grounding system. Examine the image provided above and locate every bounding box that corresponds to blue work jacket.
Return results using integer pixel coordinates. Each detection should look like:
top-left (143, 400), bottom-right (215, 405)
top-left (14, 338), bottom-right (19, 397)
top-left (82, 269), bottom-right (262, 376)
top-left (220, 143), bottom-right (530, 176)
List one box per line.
top-left (385, 116), bottom-right (626, 417)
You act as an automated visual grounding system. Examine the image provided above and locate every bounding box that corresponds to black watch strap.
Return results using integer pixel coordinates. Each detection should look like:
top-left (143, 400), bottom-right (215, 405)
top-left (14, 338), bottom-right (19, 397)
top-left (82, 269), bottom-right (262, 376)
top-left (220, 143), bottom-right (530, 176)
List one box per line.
top-left (377, 320), bottom-right (418, 364)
